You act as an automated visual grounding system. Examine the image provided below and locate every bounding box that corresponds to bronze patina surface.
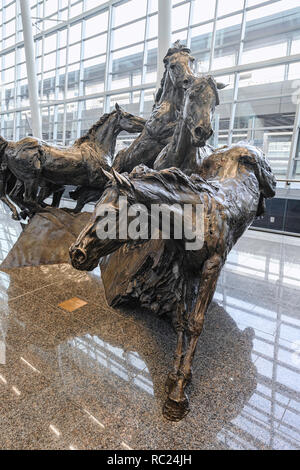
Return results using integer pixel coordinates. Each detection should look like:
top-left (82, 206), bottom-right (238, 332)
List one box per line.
top-left (70, 139), bottom-right (276, 421)
top-left (0, 105), bottom-right (145, 218)
top-left (112, 41), bottom-right (196, 174)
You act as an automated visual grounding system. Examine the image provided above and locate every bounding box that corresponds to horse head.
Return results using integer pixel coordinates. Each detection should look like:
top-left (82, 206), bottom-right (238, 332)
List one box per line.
top-left (155, 41), bottom-right (195, 103)
top-left (70, 169), bottom-right (137, 271)
top-left (183, 75), bottom-right (226, 147)
top-left (114, 103), bottom-right (146, 134)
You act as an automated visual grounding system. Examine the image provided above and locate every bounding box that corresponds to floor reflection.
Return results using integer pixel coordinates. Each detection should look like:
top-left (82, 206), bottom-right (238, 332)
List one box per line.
top-left (66, 334), bottom-right (154, 395)
top-left (0, 202), bottom-right (299, 449)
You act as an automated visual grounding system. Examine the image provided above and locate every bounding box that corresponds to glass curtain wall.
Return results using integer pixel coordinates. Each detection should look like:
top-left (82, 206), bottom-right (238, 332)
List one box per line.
top-left (0, 0), bottom-right (299, 177)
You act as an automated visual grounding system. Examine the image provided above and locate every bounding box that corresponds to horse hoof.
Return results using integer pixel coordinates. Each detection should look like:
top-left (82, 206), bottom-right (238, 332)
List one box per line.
top-left (163, 397), bottom-right (190, 422)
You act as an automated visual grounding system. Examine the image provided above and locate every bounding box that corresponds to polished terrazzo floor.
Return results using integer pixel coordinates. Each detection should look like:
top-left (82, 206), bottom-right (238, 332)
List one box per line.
top-left (0, 202), bottom-right (299, 450)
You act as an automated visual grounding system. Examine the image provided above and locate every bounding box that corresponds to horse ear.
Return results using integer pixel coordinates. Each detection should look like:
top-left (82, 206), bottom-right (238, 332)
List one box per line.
top-left (216, 82), bottom-right (228, 90)
top-left (115, 103), bottom-right (121, 113)
top-left (112, 169), bottom-right (132, 189)
top-left (101, 168), bottom-right (114, 182)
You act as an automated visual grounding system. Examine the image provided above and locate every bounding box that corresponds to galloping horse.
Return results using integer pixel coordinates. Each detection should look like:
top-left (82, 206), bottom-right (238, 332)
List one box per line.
top-left (0, 104), bottom-right (145, 217)
top-left (70, 144), bottom-right (276, 421)
top-left (112, 40), bottom-right (195, 174)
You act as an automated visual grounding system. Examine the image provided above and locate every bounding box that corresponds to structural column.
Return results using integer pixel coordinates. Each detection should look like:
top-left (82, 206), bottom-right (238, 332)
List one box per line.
top-left (287, 98), bottom-right (300, 181)
top-left (157, 0), bottom-right (172, 89)
top-left (19, 0), bottom-right (42, 139)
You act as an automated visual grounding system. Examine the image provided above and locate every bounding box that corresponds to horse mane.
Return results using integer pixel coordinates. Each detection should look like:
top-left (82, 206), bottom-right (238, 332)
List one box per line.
top-left (74, 111), bottom-right (116, 145)
top-left (206, 75), bottom-right (220, 106)
top-left (130, 165), bottom-right (215, 195)
top-left (154, 68), bottom-right (168, 106)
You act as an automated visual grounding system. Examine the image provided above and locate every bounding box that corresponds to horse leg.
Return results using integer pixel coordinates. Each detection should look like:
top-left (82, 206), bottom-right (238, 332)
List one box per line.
top-left (72, 196), bottom-right (86, 213)
top-left (38, 183), bottom-right (55, 207)
top-left (37, 186), bottom-right (50, 208)
top-left (1, 196), bottom-right (20, 220)
top-left (69, 188), bottom-right (101, 213)
top-left (9, 179), bottom-right (32, 219)
top-left (9, 179), bottom-right (25, 215)
top-left (165, 287), bottom-right (187, 394)
top-left (38, 182), bottom-right (64, 209)
top-left (23, 180), bottom-right (41, 216)
top-left (163, 254), bottom-right (223, 421)
top-left (73, 191), bottom-right (97, 213)
top-left (52, 187), bottom-right (64, 208)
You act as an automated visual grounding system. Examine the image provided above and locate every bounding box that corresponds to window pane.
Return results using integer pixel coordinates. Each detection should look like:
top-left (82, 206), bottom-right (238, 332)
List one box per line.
top-left (84, 11), bottom-right (108, 38)
top-left (69, 23), bottom-right (82, 44)
top-left (215, 14), bottom-right (242, 48)
top-left (44, 34), bottom-right (57, 54)
top-left (84, 34), bottom-right (107, 58)
top-left (86, 0), bottom-right (107, 10)
top-left (192, 0), bottom-right (216, 25)
top-left (190, 22), bottom-right (214, 53)
top-left (217, 0), bottom-right (244, 17)
top-left (43, 52), bottom-right (57, 71)
top-left (83, 56), bottom-right (106, 95)
top-left (81, 97), bottom-right (104, 137)
top-left (68, 43), bottom-right (81, 63)
top-left (148, 14), bottom-right (158, 39)
top-left (114, 0), bottom-right (147, 28)
top-left (242, 43), bottom-right (287, 65)
top-left (173, 3), bottom-right (190, 31)
top-left (113, 19), bottom-right (145, 49)
top-left (238, 65), bottom-right (285, 89)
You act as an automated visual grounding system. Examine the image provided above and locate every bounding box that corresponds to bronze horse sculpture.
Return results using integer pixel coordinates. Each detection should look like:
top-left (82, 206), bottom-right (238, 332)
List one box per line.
top-left (70, 143), bottom-right (276, 421)
top-left (0, 104), bottom-right (145, 218)
top-left (69, 74), bottom-right (276, 420)
top-left (113, 40), bottom-right (195, 174)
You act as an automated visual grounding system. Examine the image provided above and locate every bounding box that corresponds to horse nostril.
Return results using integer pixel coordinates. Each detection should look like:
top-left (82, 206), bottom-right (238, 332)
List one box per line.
top-left (195, 127), bottom-right (204, 138)
top-left (71, 247), bottom-right (87, 264)
top-left (183, 79), bottom-right (189, 86)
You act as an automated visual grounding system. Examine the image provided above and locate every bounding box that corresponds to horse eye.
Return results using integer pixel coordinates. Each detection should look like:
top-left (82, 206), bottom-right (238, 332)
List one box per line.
top-left (170, 64), bottom-right (176, 70)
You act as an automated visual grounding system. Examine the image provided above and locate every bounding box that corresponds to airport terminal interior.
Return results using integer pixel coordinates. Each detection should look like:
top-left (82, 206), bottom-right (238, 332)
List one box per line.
top-left (0, 0), bottom-right (300, 451)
